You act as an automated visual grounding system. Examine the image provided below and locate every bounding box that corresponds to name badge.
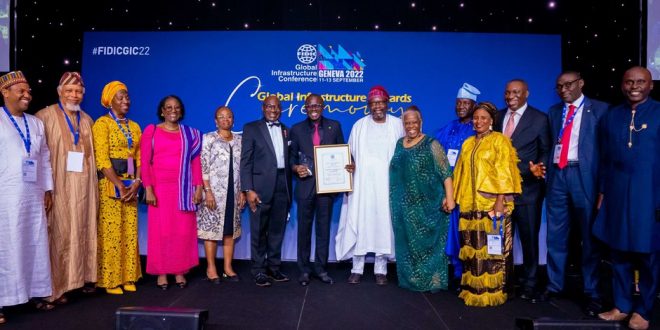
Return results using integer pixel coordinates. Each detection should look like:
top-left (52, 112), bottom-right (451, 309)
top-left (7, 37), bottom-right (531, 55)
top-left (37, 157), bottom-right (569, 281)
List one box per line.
top-left (22, 158), bottom-right (38, 182)
top-left (66, 151), bottom-right (84, 172)
top-left (447, 149), bottom-right (459, 167)
top-left (487, 234), bottom-right (503, 255)
top-left (553, 144), bottom-right (562, 164)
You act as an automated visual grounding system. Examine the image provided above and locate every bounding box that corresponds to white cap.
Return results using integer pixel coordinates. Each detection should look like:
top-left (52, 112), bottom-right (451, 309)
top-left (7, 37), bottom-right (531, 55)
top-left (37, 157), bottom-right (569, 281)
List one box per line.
top-left (456, 83), bottom-right (481, 101)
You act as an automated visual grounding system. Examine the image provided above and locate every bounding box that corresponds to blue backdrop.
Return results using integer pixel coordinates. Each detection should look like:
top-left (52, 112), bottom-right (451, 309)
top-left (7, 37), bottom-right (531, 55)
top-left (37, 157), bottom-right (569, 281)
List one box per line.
top-left (82, 31), bottom-right (561, 262)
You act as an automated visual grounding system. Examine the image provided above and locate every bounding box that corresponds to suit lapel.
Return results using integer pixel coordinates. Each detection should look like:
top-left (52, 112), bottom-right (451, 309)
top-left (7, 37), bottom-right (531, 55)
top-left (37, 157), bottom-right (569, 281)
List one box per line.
top-left (577, 98), bottom-right (593, 161)
top-left (258, 121), bottom-right (277, 158)
top-left (510, 108), bottom-right (531, 141)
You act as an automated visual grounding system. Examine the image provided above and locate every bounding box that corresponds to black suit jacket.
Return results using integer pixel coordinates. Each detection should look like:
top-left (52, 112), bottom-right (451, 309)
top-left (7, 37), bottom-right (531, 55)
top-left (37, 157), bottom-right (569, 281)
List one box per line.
top-left (494, 105), bottom-right (551, 205)
top-left (240, 119), bottom-right (292, 205)
top-left (289, 117), bottom-right (345, 200)
top-left (546, 97), bottom-right (609, 204)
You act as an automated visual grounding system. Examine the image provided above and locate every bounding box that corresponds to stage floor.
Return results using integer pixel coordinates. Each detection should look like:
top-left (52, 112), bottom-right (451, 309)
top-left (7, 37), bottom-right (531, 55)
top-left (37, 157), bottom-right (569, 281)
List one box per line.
top-left (1, 260), bottom-right (657, 329)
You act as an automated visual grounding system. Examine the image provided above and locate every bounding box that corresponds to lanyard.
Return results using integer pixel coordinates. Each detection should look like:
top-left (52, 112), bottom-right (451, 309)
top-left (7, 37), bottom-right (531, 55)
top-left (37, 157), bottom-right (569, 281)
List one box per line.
top-left (2, 106), bottom-right (31, 156)
top-left (557, 98), bottom-right (585, 144)
top-left (491, 214), bottom-right (504, 237)
top-left (108, 110), bottom-right (133, 149)
top-left (58, 102), bottom-right (81, 145)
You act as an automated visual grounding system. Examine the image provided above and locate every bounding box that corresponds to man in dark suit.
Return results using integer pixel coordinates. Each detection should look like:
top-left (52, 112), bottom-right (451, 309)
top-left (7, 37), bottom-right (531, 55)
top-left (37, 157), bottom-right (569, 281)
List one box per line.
top-left (531, 71), bottom-right (609, 315)
top-left (289, 94), bottom-right (345, 286)
top-left (240, 95), bottom-right (292, 287)
top-left (493, 79), bottom-right (551, 301)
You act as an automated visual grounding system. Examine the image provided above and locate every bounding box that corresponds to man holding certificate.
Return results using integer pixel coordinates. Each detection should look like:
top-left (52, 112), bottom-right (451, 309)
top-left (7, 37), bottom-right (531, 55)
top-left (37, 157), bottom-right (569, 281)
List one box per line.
top-left (289, 93), bottom-right (345, 286)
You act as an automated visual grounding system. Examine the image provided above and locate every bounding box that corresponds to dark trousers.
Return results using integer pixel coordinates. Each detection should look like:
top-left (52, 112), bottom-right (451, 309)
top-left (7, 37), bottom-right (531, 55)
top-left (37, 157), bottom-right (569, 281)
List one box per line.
top-left (250, 170), bottom-right (289, 276)
top-left (610, 249), bottom-right (660, 320)
top-left (546, 165), bottom-right (601, 297)
top-left (511, 200), bottom-right (543, 291)
top-left (296, 194), bottom-right (333, 275)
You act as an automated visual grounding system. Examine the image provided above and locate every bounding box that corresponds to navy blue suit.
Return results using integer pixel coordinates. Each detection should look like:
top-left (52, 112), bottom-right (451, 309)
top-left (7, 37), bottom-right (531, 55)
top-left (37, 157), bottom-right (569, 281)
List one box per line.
top-left (545, 96), bottom-right (609, 298)
top-left (289, 117), bottom-right (345, 275)
top-left (494, 105), bottom-right (551, 292)
top-left (593, 98), bottom-right (660, 320)
top-left (240, 119), bottom-right (292, 276)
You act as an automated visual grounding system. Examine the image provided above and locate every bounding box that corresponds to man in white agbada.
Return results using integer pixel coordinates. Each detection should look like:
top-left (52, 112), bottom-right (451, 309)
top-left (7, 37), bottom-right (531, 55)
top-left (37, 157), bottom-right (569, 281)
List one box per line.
top-left (0, 71), bottom-right (54, 325)
top-left (335, 85), bottom-right (404, 286)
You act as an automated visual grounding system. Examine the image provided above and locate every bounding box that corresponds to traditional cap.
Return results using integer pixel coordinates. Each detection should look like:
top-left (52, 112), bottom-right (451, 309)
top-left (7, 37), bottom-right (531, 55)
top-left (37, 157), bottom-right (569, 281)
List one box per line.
top-left (368, 85), bottom-right (389, 102)
top-left (0, 71), bottom-right (28, 90)
top-left (456, 83), bottom-right (481, 101)
top-left (59, 72), bottom-right (84, 87)
top-left (100, 81), bottom-right (127, 108)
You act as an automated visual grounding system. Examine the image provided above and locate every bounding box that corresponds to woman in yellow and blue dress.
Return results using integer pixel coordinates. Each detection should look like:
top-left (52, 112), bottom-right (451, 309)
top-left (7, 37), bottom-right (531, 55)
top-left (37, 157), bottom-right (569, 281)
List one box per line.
top-left (92, 81), bottom-right (142, 294)
top-left (453, 102), bottom-right (521, 306)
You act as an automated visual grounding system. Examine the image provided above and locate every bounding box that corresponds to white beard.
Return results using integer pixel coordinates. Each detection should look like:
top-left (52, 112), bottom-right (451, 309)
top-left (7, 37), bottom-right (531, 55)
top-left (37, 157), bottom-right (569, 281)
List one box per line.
top-left (63, 102), bottom-right (82, 112)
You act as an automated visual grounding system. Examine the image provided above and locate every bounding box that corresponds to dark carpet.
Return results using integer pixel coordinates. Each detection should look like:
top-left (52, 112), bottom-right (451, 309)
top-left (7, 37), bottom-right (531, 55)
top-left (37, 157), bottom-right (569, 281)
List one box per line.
top-left (1, 260), bottom-right (657, 330)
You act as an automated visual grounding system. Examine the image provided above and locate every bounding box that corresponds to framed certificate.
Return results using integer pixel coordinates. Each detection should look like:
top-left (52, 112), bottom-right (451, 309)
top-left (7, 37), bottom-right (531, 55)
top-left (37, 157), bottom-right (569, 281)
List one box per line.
top-left (313, 144), bottom-right (353, 194)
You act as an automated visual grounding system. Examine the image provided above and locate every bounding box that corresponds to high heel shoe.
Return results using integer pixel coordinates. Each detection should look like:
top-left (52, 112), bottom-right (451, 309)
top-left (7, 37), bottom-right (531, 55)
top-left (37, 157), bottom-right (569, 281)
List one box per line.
top-left (123, 282), bottom-right (137, 292)
top-left (204, 273), bottom-right (221, 285)
top-left (222, 272), bottom-right (240, 282)
top-left (156, 283), bottom-right (169, 290)
top-left (105, 287), bottom-right (124, 295)
top-left (175, 281), bottom-right (187, 288)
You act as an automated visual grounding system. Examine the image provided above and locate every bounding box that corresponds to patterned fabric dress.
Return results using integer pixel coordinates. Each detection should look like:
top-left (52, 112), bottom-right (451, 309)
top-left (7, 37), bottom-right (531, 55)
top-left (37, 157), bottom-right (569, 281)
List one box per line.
top-left (452, 132), bottom-right (521, 306)
top-left (389, 136), bottom-right (452, 292)
top-left (92, 115), bottom-right (142, 289)
top-left (197, 132), bottom-right (242, 240)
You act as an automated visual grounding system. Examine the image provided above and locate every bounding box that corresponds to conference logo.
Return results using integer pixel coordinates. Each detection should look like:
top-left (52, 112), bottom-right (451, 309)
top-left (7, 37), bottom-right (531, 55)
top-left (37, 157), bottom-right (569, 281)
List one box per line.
top-left (270, 43), bottom-right (365, 84)
top-left (297, 44), bottom-right (317, 64)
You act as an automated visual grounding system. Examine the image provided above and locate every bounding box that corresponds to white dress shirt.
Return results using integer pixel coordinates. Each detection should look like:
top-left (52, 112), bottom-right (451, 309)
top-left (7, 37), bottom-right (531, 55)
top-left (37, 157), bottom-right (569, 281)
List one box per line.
top-left (560, 94), bottom-right (584, 162)
top-left (267, 123), bottom-right (285, 169)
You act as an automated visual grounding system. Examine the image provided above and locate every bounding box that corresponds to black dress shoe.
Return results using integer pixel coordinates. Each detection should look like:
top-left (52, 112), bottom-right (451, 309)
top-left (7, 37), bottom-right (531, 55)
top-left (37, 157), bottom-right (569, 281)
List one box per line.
top-left (582, 298), bottom-right (603, 317)
top-left (255, 273), bottom-right (272, 287)
top-left (531, 290), bottom-right (558, 304)
top-left (314, 272), bottom-right (334, 284)
top-left (298, 273), bottom-right (310, 286)
top-left (519, 288), bottom-right (535, 301)
top-left (267, 270), bottom-right (290, 282)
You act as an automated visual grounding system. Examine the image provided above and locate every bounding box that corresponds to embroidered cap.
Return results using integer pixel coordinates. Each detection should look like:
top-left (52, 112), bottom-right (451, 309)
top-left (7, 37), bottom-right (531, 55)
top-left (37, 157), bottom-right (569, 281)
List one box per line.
top-left (0, 71), bottom-right (29, 90)
top-left (456, 83), bottom-right (481, 101)
top-left (59, 72), bottom-right (85, 87)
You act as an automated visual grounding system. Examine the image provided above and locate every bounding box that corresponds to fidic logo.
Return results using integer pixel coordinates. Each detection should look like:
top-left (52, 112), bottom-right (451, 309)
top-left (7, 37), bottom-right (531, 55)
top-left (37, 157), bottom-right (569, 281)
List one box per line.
top-left (297, 44), bottom-right (317, 64)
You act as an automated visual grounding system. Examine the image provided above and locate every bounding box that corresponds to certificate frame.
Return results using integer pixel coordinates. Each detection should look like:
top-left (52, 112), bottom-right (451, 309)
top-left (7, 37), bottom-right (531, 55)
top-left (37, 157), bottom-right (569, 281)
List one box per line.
top-left (313, 144), bottom-right (353, 194)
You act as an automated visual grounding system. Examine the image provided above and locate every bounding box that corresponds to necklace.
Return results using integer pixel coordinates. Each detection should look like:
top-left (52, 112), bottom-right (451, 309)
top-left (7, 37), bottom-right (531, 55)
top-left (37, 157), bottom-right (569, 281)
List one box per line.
top-left (475, 130), bottom-right (492, 139)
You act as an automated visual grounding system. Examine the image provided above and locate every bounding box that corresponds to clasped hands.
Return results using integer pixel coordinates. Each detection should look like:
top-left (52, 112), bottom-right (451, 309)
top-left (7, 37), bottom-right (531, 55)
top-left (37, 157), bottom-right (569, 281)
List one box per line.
top-left (118, 181), bottom-right (141, 203)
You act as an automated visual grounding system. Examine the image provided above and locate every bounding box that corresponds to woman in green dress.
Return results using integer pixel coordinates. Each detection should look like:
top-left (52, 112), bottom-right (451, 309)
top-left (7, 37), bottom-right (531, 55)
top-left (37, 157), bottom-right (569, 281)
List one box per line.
top-left (390, 106), bottom-right (455, 292)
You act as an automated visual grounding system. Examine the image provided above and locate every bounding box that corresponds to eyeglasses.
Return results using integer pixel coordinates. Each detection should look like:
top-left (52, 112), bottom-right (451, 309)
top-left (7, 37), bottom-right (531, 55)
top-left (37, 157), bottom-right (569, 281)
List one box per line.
top-left (555, 78), bottom-right (581, 91)
top-left (305, 104), bottom-right (323, 109)
top-left (368, 100), bottom-right (387, 107)
top-left (264, 104), bottom-right (280, 110)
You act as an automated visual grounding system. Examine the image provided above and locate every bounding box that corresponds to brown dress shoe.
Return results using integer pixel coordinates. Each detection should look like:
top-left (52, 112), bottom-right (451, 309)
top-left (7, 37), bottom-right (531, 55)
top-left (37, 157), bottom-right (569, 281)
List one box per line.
top-left (375, 274), bottom-right (388, 286)
top-left (598, 308), bottom-right (628, 321)
top-left (628, 313), bottom-right (649, 330)
top-left (347, 273), bottom-right (361, 284)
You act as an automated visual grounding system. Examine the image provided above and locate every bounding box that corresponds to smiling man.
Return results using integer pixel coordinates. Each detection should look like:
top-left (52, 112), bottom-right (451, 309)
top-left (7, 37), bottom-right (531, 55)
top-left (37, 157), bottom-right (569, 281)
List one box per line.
top-left (335, 85), bottom-right (404, 286)
top-left (289, 93), bottom-right (345, 286)
top-left (594, 66), bottom-right (659, 330)
top-left (36, 72), bottom-right (99, 304)
top-left (494, 79), bottom-right (551, 302)
top-left (0, 71), bottom-right (54, 324)
top-left (240, 95), bottom-right (292, 287)
top-left (540, 71), bottom-right (609, 315)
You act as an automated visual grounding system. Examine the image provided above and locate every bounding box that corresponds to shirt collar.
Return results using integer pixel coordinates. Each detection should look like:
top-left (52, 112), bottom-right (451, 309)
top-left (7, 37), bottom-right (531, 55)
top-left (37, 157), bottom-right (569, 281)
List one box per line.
top-left (567, 94), bottom-right (585, 108)
top-left (508, 103), bottom-right (528, 116)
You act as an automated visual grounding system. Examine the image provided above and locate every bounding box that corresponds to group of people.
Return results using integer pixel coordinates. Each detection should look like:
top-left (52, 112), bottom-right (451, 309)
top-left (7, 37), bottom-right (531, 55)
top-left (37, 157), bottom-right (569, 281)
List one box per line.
top-left (0, 66), bottom-right (657, 330)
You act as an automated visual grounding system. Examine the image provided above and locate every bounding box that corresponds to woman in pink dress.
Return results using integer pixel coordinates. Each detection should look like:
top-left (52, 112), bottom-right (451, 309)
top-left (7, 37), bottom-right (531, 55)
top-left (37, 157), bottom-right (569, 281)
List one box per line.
top-left (140, 95), bottom-right (203, 289)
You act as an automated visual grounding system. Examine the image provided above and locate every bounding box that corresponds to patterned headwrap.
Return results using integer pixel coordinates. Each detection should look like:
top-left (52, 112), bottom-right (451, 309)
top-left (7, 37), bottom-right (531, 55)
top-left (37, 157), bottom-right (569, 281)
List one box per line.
top-left (100, 81), bottom-right (127, 108)
top-left (367, 85), bottom-right (389, 102)
top-left (59, 72), bottom-right (85, 87)
top-left (0, 71), bottom-right (28, 90)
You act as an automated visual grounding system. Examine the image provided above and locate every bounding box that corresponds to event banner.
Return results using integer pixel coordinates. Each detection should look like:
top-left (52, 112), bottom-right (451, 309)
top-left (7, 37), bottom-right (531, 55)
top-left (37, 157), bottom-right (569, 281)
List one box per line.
top-left (82, 31), bottom-right (560, 261)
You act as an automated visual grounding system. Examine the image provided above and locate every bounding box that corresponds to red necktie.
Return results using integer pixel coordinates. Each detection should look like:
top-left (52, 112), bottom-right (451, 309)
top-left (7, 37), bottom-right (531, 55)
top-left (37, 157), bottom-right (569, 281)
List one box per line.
top-left (558, 104), bottom-right (576, 169)
top-left (312, 122), bottom-right (320, 146)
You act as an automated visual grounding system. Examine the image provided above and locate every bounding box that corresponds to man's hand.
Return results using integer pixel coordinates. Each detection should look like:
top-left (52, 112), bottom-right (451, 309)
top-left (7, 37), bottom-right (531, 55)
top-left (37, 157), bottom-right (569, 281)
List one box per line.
top-left (238, 192), bottom-right (247, 209)
top-left (44, 191), bottom-right (53, 212)
top-left (345, 163), bottom-right (355, 173)
top-left (294, 165), bottom-right (310, 178)
top-left (246, 190), bottom-right (261, 213)
top-left (597, 193), bottom-right (603, 210)
top-left (529, 161), bottom-right (546, 179)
